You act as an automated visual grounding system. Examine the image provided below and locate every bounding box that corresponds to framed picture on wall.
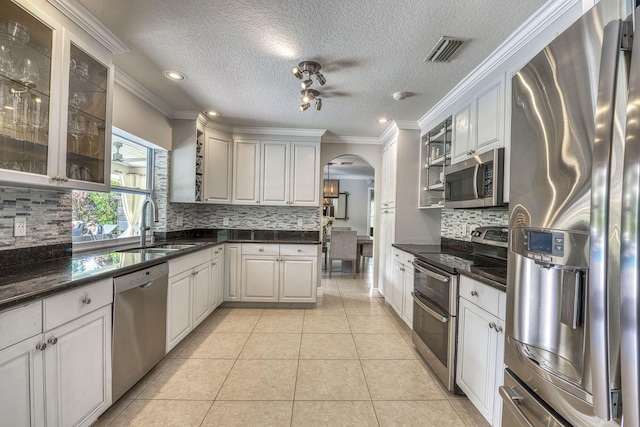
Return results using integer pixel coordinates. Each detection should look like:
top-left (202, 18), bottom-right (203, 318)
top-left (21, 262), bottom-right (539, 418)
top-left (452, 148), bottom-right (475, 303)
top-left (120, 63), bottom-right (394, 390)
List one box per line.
top-left (335, 192), bottom-right (348, 220)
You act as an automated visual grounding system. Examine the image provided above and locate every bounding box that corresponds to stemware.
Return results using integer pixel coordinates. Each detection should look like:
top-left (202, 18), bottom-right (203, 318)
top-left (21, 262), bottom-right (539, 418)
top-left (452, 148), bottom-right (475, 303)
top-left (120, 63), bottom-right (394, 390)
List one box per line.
top-left (68, 114), bottom-right (86, 153)
top-left (69, 91), bottom-right (87, 109)
top-left (0, 45), bottom-right (12, 75)
top-left (18, 58), bottom-right (39, 86)
top-left (87, 120), bottom-right (99, 155)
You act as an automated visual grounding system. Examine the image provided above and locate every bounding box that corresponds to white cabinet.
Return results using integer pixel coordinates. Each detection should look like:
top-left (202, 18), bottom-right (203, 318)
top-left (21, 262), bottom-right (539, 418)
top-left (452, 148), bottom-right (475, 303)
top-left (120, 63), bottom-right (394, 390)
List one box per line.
top-left (452, 77), bottom-right (504, 164)
top-left (390, 248), bottom-right (414, 329)
top-left (381, 140), bottom-right (397, 209)
top-left (456, 275), bottom-right (506, 426)
top-left (238, 139), bottom-right (320, 206)
top-left (225, 243), bottom-right (242, 301)
top-left (240, 243), bottom-right (318, 303)
top-left (167, 249), bottom-right (212, 352)
top-left (203, 130), bottom-right (232, 203)
top-left (232, 139), bottom-right (261, 204)
top-left (209, 246), bottom-right (224, 310)
top-left (0, 279), bottom-right (113, 427)
top-left (379, 208), bottom-right (395, 300)
top-left (0, 0), bottom-right (114, 191)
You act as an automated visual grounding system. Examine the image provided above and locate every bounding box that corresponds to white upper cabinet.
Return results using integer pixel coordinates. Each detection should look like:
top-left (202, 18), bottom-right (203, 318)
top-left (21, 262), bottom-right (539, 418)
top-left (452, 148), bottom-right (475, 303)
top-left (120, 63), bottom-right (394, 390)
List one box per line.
top-left (0, 0), bottom-right (113, 191)
top-left (290, 141), bottom-right (320, 206)
top-left (381, 139), bottom-right (397, 209)
top-left (261, 140), bottom-right (290, 205)
top-left (451, 76), bottom-right (504, 164)
top-left (203, 130), bottom-right (232, 203)
top-left (232, 139), bottom-right (261, 204)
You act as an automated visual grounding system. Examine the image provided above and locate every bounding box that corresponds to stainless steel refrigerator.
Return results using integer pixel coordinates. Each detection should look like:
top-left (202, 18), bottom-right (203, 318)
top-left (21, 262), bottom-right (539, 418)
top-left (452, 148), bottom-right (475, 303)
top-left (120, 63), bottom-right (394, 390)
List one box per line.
top-left (504, 0), bottom-right (640, 425)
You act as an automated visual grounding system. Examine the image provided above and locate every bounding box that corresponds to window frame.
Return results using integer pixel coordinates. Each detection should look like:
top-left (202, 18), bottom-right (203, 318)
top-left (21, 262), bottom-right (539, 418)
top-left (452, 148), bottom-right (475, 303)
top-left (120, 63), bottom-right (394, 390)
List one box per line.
top-left (72, 127), bottom-right (155, 253)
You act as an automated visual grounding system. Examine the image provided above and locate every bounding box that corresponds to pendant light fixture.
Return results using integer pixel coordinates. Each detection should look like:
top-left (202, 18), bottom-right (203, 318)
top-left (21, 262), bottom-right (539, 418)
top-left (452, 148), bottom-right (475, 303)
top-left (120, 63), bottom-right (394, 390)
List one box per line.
top-left (323, 163), bottom-right (339, 198)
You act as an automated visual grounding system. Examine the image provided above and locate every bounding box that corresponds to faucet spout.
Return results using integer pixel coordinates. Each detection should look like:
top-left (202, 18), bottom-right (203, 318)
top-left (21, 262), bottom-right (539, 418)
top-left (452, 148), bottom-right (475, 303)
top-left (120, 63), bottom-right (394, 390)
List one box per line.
top-left (140, 198), bottom-right (159, 248)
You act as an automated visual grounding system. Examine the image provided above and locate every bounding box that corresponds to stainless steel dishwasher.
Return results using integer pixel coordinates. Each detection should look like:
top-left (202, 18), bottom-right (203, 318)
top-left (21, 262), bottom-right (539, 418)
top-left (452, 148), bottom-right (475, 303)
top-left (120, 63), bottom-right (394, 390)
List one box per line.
top-left (112, 262), bottom-right (169, 401)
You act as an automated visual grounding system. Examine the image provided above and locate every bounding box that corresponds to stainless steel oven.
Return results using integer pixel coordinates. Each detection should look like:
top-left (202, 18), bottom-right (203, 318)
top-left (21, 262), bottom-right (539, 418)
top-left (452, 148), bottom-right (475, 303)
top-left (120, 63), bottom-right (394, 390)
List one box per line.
top-left (412, 258), bottom-right (458, 391)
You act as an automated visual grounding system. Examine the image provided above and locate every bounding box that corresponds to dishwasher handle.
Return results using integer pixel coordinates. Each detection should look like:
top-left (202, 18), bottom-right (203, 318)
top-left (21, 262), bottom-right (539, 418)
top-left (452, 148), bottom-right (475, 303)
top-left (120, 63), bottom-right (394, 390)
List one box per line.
top-left (114, 263), bottom-right (169, 294)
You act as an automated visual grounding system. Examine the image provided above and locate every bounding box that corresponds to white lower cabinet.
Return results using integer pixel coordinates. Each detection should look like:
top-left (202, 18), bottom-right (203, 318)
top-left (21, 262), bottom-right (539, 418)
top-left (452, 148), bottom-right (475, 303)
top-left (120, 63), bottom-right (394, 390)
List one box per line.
top-left (456, 275), bottom-right (506, 427)
top-left (225, 243), bottom-right (242, 301)
top-left (0, 279), bottom-right (113, 427)
top-left (210, 246), bottom-right (224, 310)
top-left (389, 248), bottom-right (414, 329)
top-left (166, 249), bottom-right (214, 353)
top-left (239, 243), bottom-right (318, 303)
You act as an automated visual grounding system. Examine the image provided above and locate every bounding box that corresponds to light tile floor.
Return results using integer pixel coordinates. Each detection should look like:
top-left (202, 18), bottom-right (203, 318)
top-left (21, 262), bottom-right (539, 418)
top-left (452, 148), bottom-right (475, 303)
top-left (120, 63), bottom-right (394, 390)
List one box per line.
top-left (95, 262), bottom-right (490, 427)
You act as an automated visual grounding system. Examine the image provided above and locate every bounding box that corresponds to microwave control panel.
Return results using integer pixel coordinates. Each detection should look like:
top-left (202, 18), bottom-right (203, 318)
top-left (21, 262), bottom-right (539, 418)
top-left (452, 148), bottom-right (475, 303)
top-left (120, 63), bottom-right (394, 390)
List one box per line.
top-left (483, 162), bottom-right (494, 197)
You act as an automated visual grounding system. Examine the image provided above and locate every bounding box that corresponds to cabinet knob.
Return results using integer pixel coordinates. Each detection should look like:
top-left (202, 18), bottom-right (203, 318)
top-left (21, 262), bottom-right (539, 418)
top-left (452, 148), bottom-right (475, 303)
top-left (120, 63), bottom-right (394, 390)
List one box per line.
top-left (47, 337), bottom-right (58, 345)
top-left (36, 342), bottom-right (47, 351)
top-left (489, 322), bottom-right (496, 330)
top-left (298, 249), bottom-right (302, 252)
top-left (81, 297), bottom-right (92, 305)
top-left (258, 248), bottom-right (264, 252)
top-left (470, 290), bottom-right (478, 297)
top-left (212, 262), bottom-right (216, 266)
top-left (62, 177), bottom-right (69, 182)
top-left (495, 325), bottom-right (503, 333)
top-left (256, 201), bottom-right (259, 204)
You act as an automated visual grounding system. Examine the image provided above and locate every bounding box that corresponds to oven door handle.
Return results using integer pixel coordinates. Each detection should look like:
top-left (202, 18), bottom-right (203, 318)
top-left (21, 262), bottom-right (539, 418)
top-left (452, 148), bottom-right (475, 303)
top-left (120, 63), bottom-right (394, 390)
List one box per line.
top-left (412, 260), bottom-right (450, 282)
top-left (412, 292), bottom-right (448, 323)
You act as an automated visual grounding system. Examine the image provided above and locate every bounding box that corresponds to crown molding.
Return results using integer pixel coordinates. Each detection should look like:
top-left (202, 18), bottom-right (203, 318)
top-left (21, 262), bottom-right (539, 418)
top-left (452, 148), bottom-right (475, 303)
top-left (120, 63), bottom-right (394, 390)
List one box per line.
top-left (417, 0), bottom-right (581, 130)
top-left (173, 110), bottom-right (201, 120)
top-left (380, 123), bottom-right (399, 145)
top-left (232, 127), bottom-right (327, 138)
top-left (46, 0), bottom-right (129, 54)
top-left (114, 67), bottom-right (175, 118)
top-left (322, 135), bottom-right (382, 145)
top-left (394, 120), bottom-right (420, 130)
top-left (205, 121), bottom-right (234, 134)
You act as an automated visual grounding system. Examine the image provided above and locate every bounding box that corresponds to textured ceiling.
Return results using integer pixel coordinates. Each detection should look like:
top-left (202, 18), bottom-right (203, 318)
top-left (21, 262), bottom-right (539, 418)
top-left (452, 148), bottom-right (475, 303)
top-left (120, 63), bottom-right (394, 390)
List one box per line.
top-left (77, 0), bottom-right (548, 137)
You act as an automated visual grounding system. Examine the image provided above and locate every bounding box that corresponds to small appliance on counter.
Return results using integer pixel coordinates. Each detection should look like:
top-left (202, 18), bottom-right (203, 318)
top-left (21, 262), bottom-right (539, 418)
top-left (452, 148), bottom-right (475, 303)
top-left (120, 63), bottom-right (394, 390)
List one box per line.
top-left (411, 226), bottom-right (508, 392)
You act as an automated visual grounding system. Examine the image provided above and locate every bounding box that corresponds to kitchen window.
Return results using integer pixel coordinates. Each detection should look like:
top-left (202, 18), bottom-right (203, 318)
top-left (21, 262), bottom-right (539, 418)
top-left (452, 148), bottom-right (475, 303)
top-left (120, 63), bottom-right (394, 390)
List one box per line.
top-left (72, 128), bottom-right (154, 250)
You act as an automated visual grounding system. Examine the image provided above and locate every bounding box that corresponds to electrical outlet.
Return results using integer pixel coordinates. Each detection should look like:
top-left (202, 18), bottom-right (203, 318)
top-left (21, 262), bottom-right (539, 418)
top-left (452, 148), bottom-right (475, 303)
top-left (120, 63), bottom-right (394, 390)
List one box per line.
top-left (176, 215), bottom-right (183, 227)
top-left (223, 217), bottom-right (230, 226)
top-left (456, 224), bottom-right (466, 236)
top-left (14, 216), bottom-right (26, 237)
top-left (297, 219), bottom-right (303, 227)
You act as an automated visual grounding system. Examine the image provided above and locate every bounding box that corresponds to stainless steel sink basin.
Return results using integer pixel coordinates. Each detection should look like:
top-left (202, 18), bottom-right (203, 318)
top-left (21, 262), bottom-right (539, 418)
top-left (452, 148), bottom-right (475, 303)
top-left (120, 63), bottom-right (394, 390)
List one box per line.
top-left (118, 248), bottom-right (176, 255)
top-left (158, 244), bottom-right (197, 250)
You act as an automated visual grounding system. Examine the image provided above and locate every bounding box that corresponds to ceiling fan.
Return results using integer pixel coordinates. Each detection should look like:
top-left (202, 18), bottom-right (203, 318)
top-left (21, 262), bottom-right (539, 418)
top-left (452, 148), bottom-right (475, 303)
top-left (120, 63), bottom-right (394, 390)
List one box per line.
top-left (112, 141), bottom-right (146, 165)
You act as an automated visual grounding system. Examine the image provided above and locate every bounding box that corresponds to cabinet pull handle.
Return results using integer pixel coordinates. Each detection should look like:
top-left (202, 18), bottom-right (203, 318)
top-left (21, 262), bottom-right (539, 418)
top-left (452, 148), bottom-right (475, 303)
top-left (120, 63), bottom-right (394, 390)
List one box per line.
top-left (298, 249), bottom-right (302, 252)
top-left (81, 297), bottom-right (92, 305)
top-left (489, 322), bottom-right (496, 330)
top-left (47, 337), bottom-right (58, 345)
top-left (36, 342), bottom-right (47, 351)
top-left (63, 177), bottom-right (69, 182)
top-left (495, 325), bottom-right (503, 333)
top-left (259, 248), bottom-right (264, 252)
top-left (470, 290), bottom-right (478, 297)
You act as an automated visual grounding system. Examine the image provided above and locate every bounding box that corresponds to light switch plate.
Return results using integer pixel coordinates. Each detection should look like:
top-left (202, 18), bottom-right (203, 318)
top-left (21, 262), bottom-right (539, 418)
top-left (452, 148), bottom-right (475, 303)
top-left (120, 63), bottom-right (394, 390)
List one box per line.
top-left (223, 217), bottom-right (230, 226)
top-left (14, 217), bottom-right (26, 236)
top-left (176, 215), bottom-right (183, 227)
top-left (297, 219), bottom-right (303, 227)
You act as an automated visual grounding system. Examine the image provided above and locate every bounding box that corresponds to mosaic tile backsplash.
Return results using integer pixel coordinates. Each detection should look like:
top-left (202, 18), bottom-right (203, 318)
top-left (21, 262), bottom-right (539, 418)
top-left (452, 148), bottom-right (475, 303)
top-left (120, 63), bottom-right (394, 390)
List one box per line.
top-left (440, 207), bottom-right (509, 241)
top-left (0, 186), bottom-right (72, 250)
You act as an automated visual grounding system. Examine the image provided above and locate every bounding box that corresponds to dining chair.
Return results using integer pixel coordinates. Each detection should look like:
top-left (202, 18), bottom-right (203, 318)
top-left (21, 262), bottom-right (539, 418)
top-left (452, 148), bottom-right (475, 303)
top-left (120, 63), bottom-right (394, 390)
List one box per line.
top-left (361, 241), bottom-right (373, 272)
top-left (328, 230), bottom-right (357, 278)
top-left (331, 226), bottom-right (351, 232)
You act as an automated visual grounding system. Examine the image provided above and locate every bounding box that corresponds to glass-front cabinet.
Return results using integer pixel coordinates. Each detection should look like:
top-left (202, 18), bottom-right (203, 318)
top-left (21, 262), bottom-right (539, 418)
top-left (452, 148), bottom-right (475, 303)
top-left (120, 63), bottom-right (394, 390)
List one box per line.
top-left (419, 117), bottom-right (451, 208)
top-left (0, 0), bottom-right (113, 191)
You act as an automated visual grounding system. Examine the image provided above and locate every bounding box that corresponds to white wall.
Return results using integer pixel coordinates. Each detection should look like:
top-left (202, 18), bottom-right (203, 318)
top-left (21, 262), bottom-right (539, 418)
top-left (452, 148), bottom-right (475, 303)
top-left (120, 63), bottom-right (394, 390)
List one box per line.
top-left (332, 179), bottom-right (371, 235)
top-left (112, 83), bottom-right (173, 150)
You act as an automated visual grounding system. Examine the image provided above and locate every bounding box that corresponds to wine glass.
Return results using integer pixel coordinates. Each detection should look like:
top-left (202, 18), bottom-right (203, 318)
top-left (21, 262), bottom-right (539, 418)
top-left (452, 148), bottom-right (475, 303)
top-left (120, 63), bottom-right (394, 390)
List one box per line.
top-left (68, 114), bottom-right (86, 153)
top-left (87, 120), bottom-right (100, 156)
top-left (18, 58), bottom-right (39, 87)
top-left (0, 45), bottom-right (13, 75)
top-left (69, 91), bottom-right (87, 109)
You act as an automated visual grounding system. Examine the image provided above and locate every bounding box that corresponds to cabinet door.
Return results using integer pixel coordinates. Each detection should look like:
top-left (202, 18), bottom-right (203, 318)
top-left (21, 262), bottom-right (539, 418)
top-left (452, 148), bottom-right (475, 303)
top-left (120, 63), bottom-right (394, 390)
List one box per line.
top-left (456, 297), bottom-right (498, 424)
top-left (192, 262), bottom-right (211, 328)
top-left (241, 256), bottom-right (279, 302)
top-left (280, 256), bottom-right (316, 302)
top-left (204, 132), bottom-right (232, 203)
top-left (452, 102), bottom-right (473, 162)
top-left (290, 142), bottom-right (320, 206)
top-left (232, 140), bottom-right (260, 204)
top-left (225, 244), bottom-right (242, 301)
top-left (391, 259), bottom-right (404, 315)
top-left (383, 209), bottom-right (396, 301)
top-left (44, 305), bottom-right (112, 427)
top-left (476, 80), bottom-right (502, 151)
top-left (261, 141), bottom-right (289, 205)
top-left (492, 318), bottom-right (505, 427)
top-left (402, 266), bottom-right (414, 328)
top-left (209, 248), bottom-right (223, 310)
top-left (216, 249), bottom-right (225, 306)
top-left (0, 334), bottom-right (44, 427)
top-left (167, 270), bottom-right (192, 352)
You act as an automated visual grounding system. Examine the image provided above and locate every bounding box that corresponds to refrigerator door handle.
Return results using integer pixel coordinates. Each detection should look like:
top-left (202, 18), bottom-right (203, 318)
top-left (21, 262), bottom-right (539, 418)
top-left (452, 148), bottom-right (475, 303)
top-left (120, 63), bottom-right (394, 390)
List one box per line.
top-left (588, 18), bottom-right (623, 422)
top-left (620, 15), bottom-right (640, 426)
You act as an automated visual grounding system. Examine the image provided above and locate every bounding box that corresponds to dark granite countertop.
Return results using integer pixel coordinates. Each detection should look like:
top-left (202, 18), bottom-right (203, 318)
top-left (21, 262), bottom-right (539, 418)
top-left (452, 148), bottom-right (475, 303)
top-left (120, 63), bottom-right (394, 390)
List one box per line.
top-left (0, 229), bottom-right (320, 311)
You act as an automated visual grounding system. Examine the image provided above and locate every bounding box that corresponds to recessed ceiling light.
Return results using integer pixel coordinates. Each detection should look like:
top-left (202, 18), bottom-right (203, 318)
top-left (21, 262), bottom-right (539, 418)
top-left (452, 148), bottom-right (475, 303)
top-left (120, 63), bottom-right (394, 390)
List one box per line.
top-left (205, 110), bottom-right (219, 117)
top-left (377, 118), bottom-right (390, 123)
top-left (163, 70), bottom-right (186, 81)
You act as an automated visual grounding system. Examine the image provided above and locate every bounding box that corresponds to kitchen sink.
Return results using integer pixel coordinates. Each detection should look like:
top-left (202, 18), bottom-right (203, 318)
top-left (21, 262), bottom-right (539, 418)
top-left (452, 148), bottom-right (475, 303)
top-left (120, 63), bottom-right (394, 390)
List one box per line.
top-left (117, 248), bottom-right (176, 255)
top-left (157, 244), bottom-right (197, 250)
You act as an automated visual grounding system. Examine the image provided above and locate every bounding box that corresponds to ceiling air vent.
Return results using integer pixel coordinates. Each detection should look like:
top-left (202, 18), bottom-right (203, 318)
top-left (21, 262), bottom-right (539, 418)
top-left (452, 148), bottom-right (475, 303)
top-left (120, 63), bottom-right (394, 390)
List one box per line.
top-left (425, 36), bottom-right (465, 63)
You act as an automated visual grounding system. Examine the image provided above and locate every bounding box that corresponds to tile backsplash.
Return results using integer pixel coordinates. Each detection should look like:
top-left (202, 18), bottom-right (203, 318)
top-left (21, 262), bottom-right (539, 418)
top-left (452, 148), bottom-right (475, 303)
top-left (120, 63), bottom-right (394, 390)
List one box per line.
top-left (0, 186), bottom-right (71, 249)
top-left (441, 207), bottom-right (508, 241)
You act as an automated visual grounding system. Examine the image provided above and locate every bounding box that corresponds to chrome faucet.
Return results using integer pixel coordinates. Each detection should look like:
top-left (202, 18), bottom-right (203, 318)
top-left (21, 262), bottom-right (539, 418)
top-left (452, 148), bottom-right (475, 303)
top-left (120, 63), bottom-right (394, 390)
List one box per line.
top-left (140, 198), bottom-right (159, 247)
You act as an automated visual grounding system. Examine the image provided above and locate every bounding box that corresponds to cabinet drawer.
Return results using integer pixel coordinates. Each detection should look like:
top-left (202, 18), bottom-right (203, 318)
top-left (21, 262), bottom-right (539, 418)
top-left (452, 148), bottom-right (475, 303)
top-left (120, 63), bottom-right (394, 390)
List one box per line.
top-left (392, 248), bottom-right (404, 263)
top-left (44, 279), bottom-right (113, 331)
top-left (242, 243), bottom-right (279, 256)
top-left (280, 244), bottom-right (318, 257)
top-left (459, 275), bottom-right (503, 315)
top-left (0, 300), bottom-right (42, 351)
top-left (169, 249), bottom-right (211, 276)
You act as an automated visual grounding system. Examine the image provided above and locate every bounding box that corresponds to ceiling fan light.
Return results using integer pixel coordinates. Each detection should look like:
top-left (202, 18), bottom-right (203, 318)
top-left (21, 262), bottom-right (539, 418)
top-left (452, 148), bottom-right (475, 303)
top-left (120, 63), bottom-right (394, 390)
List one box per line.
top-left (292, 66), bottom-right (302, 79)
top-left (315, 72), bottom-right (326, 86)
top-left (315, 98), bottom-right (322, 111)
top-left (300, 103), bottom-right (310, 111)
top-left (301, 79), bottom-right (313, 89)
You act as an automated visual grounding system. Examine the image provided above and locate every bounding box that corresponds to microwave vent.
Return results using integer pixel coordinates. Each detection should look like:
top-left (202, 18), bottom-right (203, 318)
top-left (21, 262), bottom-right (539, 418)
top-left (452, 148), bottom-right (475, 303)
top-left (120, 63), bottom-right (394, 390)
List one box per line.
top-left (425, 36), bottom-right (465, 63)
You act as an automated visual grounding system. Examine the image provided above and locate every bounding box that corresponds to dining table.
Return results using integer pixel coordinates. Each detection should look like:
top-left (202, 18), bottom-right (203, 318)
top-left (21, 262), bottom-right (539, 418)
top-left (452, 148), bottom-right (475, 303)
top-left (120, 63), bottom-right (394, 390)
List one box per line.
top-left (323, 234), bottom-right (373, 273)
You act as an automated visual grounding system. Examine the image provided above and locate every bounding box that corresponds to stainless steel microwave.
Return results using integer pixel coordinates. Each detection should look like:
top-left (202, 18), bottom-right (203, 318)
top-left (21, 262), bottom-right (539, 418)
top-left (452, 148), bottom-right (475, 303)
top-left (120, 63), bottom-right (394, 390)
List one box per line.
top-left (444, 148), bottom-right (504, 208)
